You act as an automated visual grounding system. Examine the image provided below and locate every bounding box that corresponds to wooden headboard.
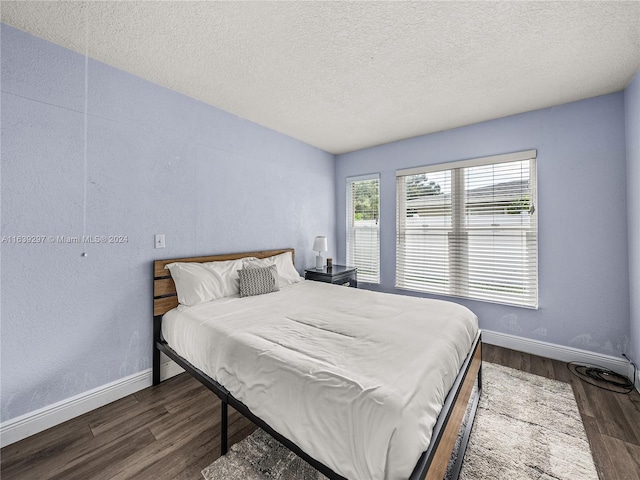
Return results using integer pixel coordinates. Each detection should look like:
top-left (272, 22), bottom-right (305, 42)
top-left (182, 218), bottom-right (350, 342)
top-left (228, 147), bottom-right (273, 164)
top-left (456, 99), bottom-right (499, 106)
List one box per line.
top-left (153, 248), bottom-right (295, 316)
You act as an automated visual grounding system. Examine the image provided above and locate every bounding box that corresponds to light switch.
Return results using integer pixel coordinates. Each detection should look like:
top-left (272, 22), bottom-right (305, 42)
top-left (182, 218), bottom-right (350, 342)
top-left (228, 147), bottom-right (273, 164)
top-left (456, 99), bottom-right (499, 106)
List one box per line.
top-left (155, 234), bottom-right (166, 249)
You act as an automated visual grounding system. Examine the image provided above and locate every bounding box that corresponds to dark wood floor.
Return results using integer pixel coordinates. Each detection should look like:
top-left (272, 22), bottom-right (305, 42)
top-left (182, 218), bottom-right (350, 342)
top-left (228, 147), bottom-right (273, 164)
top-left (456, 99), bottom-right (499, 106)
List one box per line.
top-left (1, 344), bottom-right (639, 480)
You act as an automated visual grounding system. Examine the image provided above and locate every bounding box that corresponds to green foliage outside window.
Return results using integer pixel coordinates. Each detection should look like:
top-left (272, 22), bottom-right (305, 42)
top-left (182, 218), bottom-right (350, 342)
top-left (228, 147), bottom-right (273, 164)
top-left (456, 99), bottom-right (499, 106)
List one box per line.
top-left (353, 180), bottom-right (379, 221)
top-left (406, 173), bottom-right (442, 198)
top-left (507, 197), bottom-right (531, 214)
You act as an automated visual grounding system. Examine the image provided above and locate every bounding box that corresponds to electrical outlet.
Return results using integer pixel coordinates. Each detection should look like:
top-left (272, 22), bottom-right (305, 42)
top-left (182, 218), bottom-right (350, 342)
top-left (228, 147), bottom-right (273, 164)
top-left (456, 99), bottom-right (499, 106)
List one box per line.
top-left (155, 234), bottom-right (166, 249)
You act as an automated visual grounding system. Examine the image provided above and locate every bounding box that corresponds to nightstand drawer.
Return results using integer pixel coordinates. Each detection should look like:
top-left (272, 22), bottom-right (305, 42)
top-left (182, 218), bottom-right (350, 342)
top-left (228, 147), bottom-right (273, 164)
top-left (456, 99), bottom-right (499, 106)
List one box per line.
top-left (329, 272), bottom-right (357, 288)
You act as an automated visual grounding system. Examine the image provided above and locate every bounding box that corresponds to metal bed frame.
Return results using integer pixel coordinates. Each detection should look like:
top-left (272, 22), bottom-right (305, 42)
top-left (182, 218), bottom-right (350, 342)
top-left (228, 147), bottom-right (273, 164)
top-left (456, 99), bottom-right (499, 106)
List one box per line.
top-left (152, 248), bottom-right (482, 480)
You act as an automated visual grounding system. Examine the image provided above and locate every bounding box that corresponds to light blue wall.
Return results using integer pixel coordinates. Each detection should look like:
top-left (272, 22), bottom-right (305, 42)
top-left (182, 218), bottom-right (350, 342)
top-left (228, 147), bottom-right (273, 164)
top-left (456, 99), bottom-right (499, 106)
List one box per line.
top-left (0, 24), bottom-right (336, 422)
top-left (336, 93), bottom-right (630, 356)
top-left (626, 71), bottom-right (640, 368)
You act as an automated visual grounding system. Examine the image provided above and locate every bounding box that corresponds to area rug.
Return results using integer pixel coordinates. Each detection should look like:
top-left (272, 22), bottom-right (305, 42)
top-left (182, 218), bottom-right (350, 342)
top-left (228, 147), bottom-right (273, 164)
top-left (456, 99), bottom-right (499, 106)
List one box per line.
top-left (202, 363), bottom-right (598, 480)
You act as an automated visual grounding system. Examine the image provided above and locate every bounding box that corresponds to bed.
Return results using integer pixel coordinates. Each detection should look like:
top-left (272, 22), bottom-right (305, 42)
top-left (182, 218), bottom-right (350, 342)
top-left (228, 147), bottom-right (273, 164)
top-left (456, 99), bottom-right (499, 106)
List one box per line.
top-left (152, 248), bottom-right (482, 480)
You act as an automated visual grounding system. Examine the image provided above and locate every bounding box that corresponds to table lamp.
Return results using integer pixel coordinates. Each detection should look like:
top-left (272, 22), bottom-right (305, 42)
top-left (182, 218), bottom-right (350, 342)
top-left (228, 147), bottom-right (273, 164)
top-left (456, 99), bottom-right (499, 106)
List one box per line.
top-left (313, 236), bottom-right (328, 269)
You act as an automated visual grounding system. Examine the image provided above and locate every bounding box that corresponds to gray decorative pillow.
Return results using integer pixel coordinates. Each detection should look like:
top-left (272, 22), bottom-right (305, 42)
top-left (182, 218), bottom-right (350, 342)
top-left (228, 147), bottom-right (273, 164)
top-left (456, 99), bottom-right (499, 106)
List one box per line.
top-left (238, 265), bottom-right (280, 297)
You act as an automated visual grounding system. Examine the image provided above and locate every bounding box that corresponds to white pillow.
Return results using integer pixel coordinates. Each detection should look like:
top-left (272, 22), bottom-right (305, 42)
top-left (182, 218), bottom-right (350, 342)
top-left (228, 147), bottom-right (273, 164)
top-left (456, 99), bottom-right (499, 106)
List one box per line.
top-left (204, 259), bottom-right (245, 297)
top-left (242, 251), bottom-right (302, 287)
top-left (165, 259), bottom-right (244, 306)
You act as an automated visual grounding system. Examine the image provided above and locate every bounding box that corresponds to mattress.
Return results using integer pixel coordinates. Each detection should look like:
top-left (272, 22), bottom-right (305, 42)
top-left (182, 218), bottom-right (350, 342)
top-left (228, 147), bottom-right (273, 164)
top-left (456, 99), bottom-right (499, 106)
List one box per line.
top-left (162, 280), bottom-right (478, 480)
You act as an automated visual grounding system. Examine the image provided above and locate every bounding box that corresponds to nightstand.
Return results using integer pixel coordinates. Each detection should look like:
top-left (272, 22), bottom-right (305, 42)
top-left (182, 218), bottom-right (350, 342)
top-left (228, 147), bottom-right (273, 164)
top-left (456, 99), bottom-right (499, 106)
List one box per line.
top-left (305, 265), bottom-right (358, 288)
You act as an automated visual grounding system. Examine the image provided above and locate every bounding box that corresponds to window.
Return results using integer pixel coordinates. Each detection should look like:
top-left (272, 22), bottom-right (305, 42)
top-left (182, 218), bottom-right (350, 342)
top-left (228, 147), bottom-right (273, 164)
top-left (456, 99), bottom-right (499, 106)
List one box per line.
top-left (347, 174), bottom-right (380, 283)
top-left (396, 150), bottom-right (537, 308)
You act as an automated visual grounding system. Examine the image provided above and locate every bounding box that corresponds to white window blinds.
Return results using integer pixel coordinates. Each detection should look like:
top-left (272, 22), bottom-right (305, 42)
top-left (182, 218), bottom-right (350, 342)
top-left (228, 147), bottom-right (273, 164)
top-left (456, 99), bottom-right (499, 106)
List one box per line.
top-left (396, 151), bottom-right (537, 308)
top-left (347, 174), bottom-right (380, 283)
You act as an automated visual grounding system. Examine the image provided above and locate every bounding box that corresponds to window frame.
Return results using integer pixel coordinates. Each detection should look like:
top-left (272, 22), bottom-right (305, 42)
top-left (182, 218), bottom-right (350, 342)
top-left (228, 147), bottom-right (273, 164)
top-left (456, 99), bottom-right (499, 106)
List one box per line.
top-left (346, 173), bottom-right (381, 284)
top-left (395, 150), bottom-right (538, 308)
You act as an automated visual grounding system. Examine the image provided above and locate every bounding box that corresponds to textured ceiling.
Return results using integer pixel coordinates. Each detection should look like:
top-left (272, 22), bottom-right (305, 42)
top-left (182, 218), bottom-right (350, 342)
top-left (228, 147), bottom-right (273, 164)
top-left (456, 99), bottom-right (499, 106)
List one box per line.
top-left (2, 1), bottom-right (639, 154)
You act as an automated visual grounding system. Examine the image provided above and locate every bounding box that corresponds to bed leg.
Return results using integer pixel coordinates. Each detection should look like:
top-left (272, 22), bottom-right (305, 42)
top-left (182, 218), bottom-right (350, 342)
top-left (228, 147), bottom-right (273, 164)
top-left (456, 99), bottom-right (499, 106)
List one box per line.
top-left (221, 401), bottom-right (228, 455)
top-left (152, 343), bottom-right (161, 386)
top-left (153, 314), bottom-right (162, 386)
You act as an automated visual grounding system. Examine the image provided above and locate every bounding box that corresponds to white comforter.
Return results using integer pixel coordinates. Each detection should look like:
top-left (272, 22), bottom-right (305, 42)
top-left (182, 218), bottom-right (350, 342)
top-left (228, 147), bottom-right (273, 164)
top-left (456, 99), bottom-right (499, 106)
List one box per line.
top-left (162, 280), bottom-right (478, 480)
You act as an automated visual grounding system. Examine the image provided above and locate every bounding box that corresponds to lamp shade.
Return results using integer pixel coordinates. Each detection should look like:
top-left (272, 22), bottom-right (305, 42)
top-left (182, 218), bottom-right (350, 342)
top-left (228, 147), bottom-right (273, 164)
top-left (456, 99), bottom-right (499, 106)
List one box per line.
top-left (313, 236), bottom-right (328, 252)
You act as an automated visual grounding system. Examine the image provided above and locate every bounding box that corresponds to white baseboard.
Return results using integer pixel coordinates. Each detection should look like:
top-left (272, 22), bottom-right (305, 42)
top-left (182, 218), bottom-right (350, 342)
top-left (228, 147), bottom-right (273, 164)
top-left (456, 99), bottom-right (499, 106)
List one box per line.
top-left (482, 329), bottom-right (632, 378)
top-left (0, 361), bottom-right (184, 448)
